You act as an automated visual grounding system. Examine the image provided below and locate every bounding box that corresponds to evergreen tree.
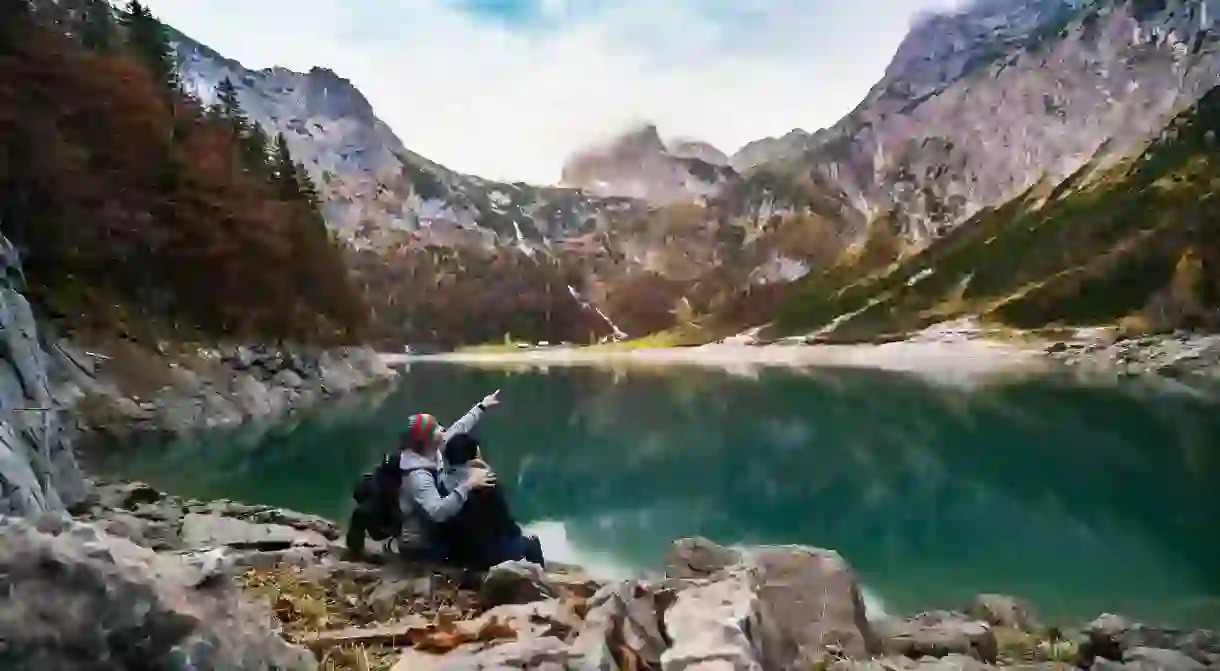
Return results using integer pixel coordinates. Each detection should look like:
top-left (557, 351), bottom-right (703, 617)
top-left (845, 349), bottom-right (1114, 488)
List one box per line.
top-left (242, 121), bottom-right (270, 174)
top-left (81, 0), bottom-right (114, 51)
top-left (271, 132), bottom-right (300, 201)
top-left (213, 77), bottom-right (268, 172)
top-left (0, 0), bottom-right (32, 54)
top-left (213, 77), bottom-right (245, 125)
top-left (122, 0), bottom-right (178, 92)
top-left (294, 160), bottom-right (320, 206)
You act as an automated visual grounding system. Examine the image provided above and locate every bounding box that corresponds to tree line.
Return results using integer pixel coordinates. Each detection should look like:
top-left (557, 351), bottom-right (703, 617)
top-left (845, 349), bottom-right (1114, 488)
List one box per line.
top-left (1, 0), bottom-right (366, 344)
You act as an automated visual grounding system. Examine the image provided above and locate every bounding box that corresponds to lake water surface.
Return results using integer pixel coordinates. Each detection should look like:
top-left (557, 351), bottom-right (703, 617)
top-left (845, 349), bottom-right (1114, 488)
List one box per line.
top-left (97, 361), bottom-right (1220, 627)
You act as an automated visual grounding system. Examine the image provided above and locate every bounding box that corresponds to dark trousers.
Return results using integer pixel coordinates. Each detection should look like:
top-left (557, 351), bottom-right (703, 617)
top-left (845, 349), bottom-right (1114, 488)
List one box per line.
top-left (345, 501), bottom-right (400, 557)
top-left (442, 487), bottom-right (544, 570)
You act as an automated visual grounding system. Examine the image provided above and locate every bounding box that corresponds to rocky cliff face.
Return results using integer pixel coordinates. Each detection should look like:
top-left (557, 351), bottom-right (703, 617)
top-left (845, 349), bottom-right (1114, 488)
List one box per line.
top-left (171, 28), bottom-right (655, 257)
top-left (735, 0), bottom-right (1220, 242)
top-left (0, 235), bottom-right (89, 516)
top-left (666, 137), bottom-right (731, 166)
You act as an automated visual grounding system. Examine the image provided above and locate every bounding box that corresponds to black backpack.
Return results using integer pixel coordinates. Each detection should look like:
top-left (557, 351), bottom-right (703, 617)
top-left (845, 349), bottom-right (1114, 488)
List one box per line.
top-left (352, 453), bottom-right (407, 541)
top-left (351, 454), bottom-right (448, 542)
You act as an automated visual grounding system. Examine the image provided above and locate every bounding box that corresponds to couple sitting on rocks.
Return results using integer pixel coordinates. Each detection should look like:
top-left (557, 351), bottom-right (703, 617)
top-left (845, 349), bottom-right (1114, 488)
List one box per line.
top-left (347, 389), bottom-right (544, 572)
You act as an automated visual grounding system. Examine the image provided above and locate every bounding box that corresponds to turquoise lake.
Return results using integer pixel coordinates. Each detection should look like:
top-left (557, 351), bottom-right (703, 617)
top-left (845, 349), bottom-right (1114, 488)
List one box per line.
top-left (97, 361), bottom-right (1220, 628)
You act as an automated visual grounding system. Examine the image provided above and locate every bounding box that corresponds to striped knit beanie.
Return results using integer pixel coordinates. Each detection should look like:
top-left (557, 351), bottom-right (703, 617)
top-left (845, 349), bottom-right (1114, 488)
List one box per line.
top-left (405, 413), bottom-right (441, 446)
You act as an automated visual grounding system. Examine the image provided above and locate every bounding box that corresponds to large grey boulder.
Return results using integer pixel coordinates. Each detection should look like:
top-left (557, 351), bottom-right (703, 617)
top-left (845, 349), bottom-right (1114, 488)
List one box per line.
top-left (967, 594), bottom-right (1042, 633)
top-left (661, 541), bottom-right (879, 671)
top-left (571, 580), bottom-right (670, 670)
top-left (750, 546), bottom-right (881, 664)
top-left (662, 567), bottom-right (763, 671)
top-left (0, 515), bottom-right (315, 670)
top-left (480, 560), bottom-right (559, 607)
top-left (1078, 615), bottom-right (1220, 668)
top-left (880, 611), bottom-right (999, 663)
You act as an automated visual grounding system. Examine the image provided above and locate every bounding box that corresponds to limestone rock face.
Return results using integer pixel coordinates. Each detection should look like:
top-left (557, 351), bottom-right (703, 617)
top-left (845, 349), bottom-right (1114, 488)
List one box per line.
top-left (0, 233), bottom-right (89, 518)
top-left (0, 516), bottom-right (316, 671)
top-left (733, 0), bottom-right (1220, 241)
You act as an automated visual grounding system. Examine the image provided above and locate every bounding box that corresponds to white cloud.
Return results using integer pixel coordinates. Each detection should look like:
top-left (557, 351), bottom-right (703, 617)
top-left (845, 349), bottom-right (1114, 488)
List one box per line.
top-left (146, 0), bottom-right (953, 184)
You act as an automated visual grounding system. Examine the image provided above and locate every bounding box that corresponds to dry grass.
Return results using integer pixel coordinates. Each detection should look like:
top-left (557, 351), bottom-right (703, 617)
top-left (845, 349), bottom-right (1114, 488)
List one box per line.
top-left (237, 564), bottom-right (483, 671)
top-left (993, 627), bottom-right (1079, 665)
top-left (587, 323), bottom-right (713, 351)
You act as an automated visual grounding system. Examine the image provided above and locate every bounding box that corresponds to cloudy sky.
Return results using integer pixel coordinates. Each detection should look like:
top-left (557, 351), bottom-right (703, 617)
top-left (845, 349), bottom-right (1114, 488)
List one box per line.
top-left (146, 0), bottom-right (966, 184)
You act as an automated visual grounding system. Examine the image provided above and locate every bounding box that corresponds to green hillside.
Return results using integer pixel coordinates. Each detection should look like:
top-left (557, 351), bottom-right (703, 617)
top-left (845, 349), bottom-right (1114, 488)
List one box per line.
top-left (764, 85), bottom-right (1220, 342)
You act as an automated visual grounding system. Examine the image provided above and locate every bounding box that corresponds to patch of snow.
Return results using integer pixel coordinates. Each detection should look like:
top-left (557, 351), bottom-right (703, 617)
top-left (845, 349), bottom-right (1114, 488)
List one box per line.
top-left (906, 268), bottom-right (935, 287)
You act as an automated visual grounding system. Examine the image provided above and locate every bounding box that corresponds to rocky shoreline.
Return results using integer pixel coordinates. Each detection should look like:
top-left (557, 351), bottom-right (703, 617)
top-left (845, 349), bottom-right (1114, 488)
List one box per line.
top-left (3, 478), bottom-right (1212, 671)
top-left (63, 339), bottom-right (398, 438)
top-left (801, 319), bottom-right (1220, 382)
top-left (1042, 330), bottom-right (1220, 382)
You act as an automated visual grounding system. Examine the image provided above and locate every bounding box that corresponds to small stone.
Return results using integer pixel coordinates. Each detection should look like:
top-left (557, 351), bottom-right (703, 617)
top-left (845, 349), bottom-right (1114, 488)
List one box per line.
top-left (480, 560), bottom-right (558, 607)
top-left (272, 369), bottom-right (304, 388)
top-left (967, 594), bottom-right (1042, 633)
top-left (663, 536), bottom-right (743, 578)
top-left (368, 577), bottom-right (433, 621)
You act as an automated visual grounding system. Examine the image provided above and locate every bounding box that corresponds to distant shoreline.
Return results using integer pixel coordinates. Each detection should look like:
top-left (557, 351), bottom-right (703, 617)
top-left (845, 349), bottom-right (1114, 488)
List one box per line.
top-left (382, 323), bottom-right (1220, 388)
top-left (382, 338), bottom-right (1052, 381)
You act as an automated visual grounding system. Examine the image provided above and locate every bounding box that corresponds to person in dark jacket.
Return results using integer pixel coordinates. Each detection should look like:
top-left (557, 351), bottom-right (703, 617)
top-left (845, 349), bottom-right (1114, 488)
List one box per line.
top-left (439, 433), bottom-right (544, 570)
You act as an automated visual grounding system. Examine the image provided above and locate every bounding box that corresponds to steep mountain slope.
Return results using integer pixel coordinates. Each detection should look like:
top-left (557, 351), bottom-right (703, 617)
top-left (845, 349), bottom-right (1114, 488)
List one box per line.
top-left (171, 27), bottom-right (618, 254)
top-left (735, 0), bottom-right (1220, 242)
top-left (766, 82), bottom-right (1220, 341)
top-left (167, 26), bottom-right (872, 346)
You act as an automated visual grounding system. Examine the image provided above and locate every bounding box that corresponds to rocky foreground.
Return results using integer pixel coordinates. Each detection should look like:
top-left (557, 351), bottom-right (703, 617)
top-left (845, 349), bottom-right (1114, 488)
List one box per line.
top-left (2, 480), bottom-right (1216, 671)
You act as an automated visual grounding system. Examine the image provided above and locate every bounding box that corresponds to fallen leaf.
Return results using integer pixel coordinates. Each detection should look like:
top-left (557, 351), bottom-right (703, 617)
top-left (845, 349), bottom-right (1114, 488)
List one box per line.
top-left (416, 630), bottom-right (467, 653)
top-left (565, 595), bottom-right (589, 620)
top-left (475, 616), bottom-right (518, 642)
top-left (405, 626), bottom-right (436, 646)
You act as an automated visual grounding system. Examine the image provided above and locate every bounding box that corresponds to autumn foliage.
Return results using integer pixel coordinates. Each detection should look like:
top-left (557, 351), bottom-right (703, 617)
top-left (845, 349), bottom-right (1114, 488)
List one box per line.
top-left (350, 246), bottom-right (611, 349)
top-left (0, 1), bottom-right (366, 344)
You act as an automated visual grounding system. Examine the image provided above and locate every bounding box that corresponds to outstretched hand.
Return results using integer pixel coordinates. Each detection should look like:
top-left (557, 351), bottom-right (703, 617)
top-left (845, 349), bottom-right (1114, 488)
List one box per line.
top-left (480, 389), bottom-right (502, 409)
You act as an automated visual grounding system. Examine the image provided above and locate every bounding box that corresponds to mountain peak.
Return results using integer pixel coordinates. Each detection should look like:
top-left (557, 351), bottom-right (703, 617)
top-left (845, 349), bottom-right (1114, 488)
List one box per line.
top-left (559, 124), bottom-right (737, 203)
top-left (666, 137), bottom-right (729, 167)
